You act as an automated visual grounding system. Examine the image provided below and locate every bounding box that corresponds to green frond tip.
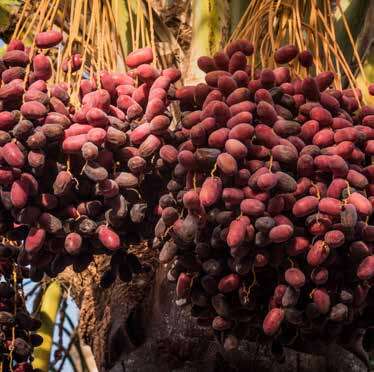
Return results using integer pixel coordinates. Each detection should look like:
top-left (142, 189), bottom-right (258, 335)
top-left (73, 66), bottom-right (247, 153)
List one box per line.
top-left (111, 0), bottom-right (132, 57)
top-left (229, 0), bottom-right (250, 35)
top-left (190, 0), bottom-right (227, 57)
top-left (33, 281), bottom-right (63, 372)
top-left (335, 0), bottom-right (370, 62)
top-left (186, 0), bottom-right (229, 84)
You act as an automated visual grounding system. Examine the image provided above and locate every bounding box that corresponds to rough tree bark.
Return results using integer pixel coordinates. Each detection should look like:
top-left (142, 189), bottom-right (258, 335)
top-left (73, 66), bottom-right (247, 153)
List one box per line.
top-left (59, 247), bottom-right (368, 372)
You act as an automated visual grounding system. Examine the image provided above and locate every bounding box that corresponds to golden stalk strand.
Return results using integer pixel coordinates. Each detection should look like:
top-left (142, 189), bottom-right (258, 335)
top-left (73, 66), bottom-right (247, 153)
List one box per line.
top-left (13, 0), bottom-right (31, 38)
top-left (230, 0), bottom-right (365, 95)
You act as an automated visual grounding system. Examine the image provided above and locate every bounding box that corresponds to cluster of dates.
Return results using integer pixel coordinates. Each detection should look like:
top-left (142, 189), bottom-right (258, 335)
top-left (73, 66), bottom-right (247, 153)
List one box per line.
top-left (0, 259), bottom-right (42, 371)
top-left (0, 30), bottom-right (181, 286)
top-left (154, 40), bottom-right (374, 358)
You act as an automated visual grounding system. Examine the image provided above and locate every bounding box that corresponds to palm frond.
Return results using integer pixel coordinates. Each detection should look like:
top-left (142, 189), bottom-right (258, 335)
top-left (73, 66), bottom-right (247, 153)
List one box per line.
top-left (33, 281), bottom-right (63, 371)
top-left (185, 0), bottom-right (230, 84)
top-left (229, 0), bottom-right (250, 35)
top-left (335, 0), bottom-right (370, 63)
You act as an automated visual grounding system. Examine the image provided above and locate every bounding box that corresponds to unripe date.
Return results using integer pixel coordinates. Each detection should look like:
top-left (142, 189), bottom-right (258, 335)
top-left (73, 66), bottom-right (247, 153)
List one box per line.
top-left (341, 203), bottom-right (358, 228)
top-left (256, 101), bottom-right (278, 125)
top-left (212, 317), bottom-right (232, 331)
top-left (240, 198), bottom-right (265, 217)
top-left (21, 101), bottom-right (48, 120)
top-left (311, 267), bottom-right (328, 285)
top-left (286, 236), bottom-right (309, 256)
top-left (272, 145), bottom-right (298, 164)
top-left (312, 288), bottom-right (330, 314)
top-left (357, 256), bottom-right (374, 280)
top-left (97, 226), bottom-right (120, 250)
top-left (269, 224), bottom-right (293, 243)
top-left (138, 134), bottom-right (161, 157)
top-left (257, 172), bottom-right (278, 191)
top-left (35, 31), bottom-right (63, 48)
top-left (64, 233), bottom-right (83, 255)
top-left (218, 274), bottom-right (240, 293)
top-left (200, 177), bottom-right (222, 207)
top-left (327, 178), bottom-right (347, 199)
top-left (10, 179), bottom-right (29, 209)
top-left (318, 197), bottom-right (342, 216)
top-left (301, 77), bottom-right (320, 101)
top-left (347, 192), bottom-right (372, 216)
top-left (263, 308), bottom-right (284, 336)
top-left (62, 134), bottom-right (88, 153)
top-left (53, 171), bottom-right (73, 196)
top-left (82, 142), bottom-right (98, 160)
top-left (307, 240), bottom-right (330, 266)
top-left (285, 268), bottom-right (305, 289)
top-left (228, 123), bottom-right (254, 141)
top-left (222, 188), bottom-right (244, 205)
top-left (292, 196), bottom-right (319, 217)
top-left (227, 216), bottom-right (250, 248)
top-left (217, 153), bottom-right (238, 176)
top-left (274, 45), bottom-right (298, 64)
top-left (347, 170), bottom-right (368, 189)
top-left (2, 142), bottom-right (25, 168)
top-left (208, 128), bottom-right (229, 148)
top-left (125, 47), bottom-right (153, 68)
top-left (324, 230), bottom-right (345, 248)
top-left (25, 228), bottom-right (46, 254)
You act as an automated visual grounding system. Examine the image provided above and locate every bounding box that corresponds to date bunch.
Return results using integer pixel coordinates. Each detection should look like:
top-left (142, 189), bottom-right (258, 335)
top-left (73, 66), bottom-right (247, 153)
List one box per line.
top-left (154, 40), bottom-right (374, 359)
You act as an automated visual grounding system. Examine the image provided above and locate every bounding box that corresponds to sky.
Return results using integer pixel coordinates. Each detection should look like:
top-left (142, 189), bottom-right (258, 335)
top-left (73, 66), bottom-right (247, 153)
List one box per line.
top-left (24, 280), bottom-right (79, 372)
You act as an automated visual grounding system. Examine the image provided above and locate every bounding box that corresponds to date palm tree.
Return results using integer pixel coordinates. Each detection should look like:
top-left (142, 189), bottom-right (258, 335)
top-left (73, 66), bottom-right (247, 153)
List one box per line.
top-left (0, 1), bottom-right (372, 371)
